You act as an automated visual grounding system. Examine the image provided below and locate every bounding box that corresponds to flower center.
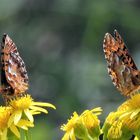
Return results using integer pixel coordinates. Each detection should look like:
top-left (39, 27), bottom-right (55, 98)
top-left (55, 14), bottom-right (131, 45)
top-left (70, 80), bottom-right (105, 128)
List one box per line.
top-left (9, 95), bottom-right (32, 110)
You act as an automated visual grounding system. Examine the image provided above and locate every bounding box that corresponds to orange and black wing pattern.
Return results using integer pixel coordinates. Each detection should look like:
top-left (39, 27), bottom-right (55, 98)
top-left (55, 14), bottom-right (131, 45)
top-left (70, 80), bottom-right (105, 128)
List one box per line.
top-left (1, 34), bottom-right (28, 96)
top-left (103, 30), bottom-right (140, 96)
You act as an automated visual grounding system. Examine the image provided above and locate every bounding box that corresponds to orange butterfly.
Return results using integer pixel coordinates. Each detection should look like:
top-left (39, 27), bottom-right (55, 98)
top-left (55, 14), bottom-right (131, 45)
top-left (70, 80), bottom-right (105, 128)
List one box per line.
top-left (0, 34), bottom-right (29, 100)
top-left (103, 30), bottom-right (140, 96)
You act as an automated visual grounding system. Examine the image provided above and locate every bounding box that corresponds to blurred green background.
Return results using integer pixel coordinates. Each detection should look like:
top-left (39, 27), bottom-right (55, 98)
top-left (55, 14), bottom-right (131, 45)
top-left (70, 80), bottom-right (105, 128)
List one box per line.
top-left (1, 0), bottom-right (140, 139)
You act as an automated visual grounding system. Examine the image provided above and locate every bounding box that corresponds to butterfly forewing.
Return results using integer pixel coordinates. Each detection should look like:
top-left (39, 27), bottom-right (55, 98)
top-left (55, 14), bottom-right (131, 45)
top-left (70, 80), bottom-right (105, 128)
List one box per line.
top-left (1, 34), bottom-right (28, 95)
top-left (103, 30), bottom-right (140, 96)
top-left (114, 30), bottom-right (138, 70)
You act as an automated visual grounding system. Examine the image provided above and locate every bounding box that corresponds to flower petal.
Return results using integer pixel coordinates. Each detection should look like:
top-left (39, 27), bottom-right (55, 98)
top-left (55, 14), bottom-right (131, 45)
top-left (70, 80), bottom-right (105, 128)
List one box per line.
top-left (91, 107), bottom-right (102, 113)
top-left (17, 119), bottom-right (34, 128)
top-left (119, 111), bottom-right (132, 119)
top-left (130, 109), bottom-right (140, 119)
top-left (8, 113), bottom-right (15, 127)
top-left (30, 106), bottom-right (48, 114)
top-left (30, 110), bottom-right (41, 115)
top-left (1, 128), bottom-right (7, 140)
top-left (9, 125), bottom-right (20, 138)
top-left (70, 129), bottom-right (76, 140)
top-left (62, 132), bottom-right (70, 140)
top-left (24, 109), bottom-right (34, 123)
top-left (31, 102), bottom-right (56, 109)
top-left (14, 110), bottom-right (22, 124)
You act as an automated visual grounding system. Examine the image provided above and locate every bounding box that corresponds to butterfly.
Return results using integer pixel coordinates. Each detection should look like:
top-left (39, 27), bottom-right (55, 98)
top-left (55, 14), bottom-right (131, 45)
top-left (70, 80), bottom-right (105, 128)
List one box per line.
top-left (0, 34), bottom-right (29, 100)
top-left (103, 30), bottom-right (140, 96)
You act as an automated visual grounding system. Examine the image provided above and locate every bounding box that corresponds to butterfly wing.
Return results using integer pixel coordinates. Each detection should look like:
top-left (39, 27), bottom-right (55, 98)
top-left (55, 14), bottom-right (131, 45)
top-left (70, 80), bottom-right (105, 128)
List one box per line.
top-left (0, 37), bottom-right (14, 95)
top-left (1, 34), bottom-right (28, 95)
top-left (103, 30), bottom-right (140, 96)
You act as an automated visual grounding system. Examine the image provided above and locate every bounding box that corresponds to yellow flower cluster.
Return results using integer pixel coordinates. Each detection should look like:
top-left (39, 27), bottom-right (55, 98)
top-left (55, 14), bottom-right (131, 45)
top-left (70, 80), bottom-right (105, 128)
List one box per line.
top-left (103, 94), bottom-right (140, 140)
top-left (0, 94), bottom-right (55, 140)
top-left (61, 107), bottom-right (102, 140)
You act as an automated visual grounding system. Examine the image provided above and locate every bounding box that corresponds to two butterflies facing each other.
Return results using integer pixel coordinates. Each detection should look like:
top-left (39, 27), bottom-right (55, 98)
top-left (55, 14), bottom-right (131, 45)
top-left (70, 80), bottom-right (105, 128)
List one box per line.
top-left (0, 30), bottom-right (139, 101)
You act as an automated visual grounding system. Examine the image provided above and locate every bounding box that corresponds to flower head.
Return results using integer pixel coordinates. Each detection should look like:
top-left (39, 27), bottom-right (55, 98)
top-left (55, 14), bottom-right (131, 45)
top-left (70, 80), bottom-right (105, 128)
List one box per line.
top-left (80, 108), bottom-right (102, 138)
top-left (107, 120), bottom-right (123, 139)
top-left (103, 94), bottom-right (140, 140)
top-left (102, 111), bottom-right (122, 140)
top-left (0, 94), bottom-right (56, 139)
top-left (8, 94), bottom-right (56, 133)
top-left (0, 107), bottom-right (11, 140)
top-left (81, 108), bottom-right (101, 127)
top-left (61, 107), bottom-right (102, 140)
top-left (0, 106), bottom-right (22, 140)
top-left (61, 112), bottom-right (79, 140)
top-left (118, 94), bottom-right (140, 131)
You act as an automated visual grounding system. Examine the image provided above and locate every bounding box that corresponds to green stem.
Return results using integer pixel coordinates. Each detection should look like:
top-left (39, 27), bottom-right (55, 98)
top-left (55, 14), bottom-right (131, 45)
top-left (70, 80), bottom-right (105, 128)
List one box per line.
top-left (24, 130), bottom-right (30, 140)
top-left (84, 134), bottom-right (94, 140)
top-left (19, 129), bottom-right (30, 140)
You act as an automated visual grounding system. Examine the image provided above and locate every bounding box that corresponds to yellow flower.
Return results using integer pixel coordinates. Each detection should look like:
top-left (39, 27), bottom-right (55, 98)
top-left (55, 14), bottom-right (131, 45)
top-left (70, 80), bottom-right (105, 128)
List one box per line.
top-left (0, 107), bottom-right (11, 140)
top-left (103, 94), bottom-right (140, 140)
top-left (107, 120), bottom-right (123, 139)
top-left (0, 106), bottom-right (21, 140)
top-left (61, 107), bottom-right (102, 140)
top-left (103, 110), bottom-right (134, 140)
top-left (105, 111), bottom-right (124, 125)
top-left (81, 108), bottom-right (102, 128)
top-left (80, 108), bottom-right (102, 138)
top-left (102, 111), bottom-right (123, 140)
top-left (61, 112), bottom-right (79, 140)
top-left (8, 94), bottom-right (56, 129)
top-left (118, 94), bottom-right (140, 131)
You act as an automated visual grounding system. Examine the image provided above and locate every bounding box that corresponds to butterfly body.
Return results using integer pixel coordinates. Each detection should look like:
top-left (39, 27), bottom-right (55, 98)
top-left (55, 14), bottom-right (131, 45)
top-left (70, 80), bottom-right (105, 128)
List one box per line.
top-left (103, 30), bottom-right (140, 96)
top-left (0, 34), bottom-right (28, 99)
